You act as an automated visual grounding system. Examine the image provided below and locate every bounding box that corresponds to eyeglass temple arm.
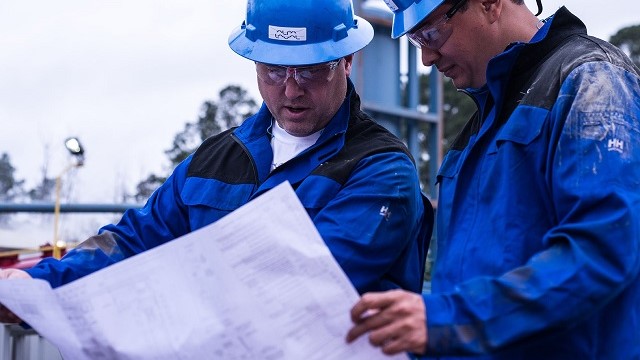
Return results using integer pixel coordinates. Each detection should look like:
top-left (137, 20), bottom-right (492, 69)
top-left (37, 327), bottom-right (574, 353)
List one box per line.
top-left (534, 0), bottom-right (543, 16)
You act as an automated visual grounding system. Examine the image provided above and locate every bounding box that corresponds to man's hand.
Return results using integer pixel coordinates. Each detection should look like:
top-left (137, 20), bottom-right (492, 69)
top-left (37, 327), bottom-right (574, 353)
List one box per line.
top-left (346, 289), bottom-right (427, 355)
top-left (0, 268), bottom-right (31, 324)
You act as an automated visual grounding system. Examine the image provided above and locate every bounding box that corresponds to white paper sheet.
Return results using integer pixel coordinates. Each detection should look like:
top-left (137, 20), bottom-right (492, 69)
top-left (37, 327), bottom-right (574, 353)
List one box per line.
top-left (0, 182), bottom-right (408, 359)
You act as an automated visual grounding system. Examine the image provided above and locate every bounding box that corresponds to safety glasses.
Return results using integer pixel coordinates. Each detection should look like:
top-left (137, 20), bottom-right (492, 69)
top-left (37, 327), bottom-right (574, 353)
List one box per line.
top-left (255, 59), bottom-right (342, 87)
top-left (407, 0), bottom-right (467, 50)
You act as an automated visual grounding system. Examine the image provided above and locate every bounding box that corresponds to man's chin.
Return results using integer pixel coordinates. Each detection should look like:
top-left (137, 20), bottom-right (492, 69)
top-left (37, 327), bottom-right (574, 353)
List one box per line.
top-left (449, 77), bottom-right (467, 90)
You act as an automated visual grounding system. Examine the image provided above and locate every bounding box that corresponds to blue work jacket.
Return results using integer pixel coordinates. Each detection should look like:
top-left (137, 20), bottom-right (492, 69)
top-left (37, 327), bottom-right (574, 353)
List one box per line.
top-left (27, 81), bottom-right (432, 296)
top-left (422, 8), bottom-right (640, 359)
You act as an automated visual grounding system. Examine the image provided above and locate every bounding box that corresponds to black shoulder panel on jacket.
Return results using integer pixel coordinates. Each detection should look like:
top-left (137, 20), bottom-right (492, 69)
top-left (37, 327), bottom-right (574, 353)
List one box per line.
top-left (311, 102), bottom-right (415, 185)
top-left (186, 91), bottom-right (414, 187)
top-left (452, 7), bottom-right (640, 152)
top-left (513, 8), bottom-right (640, 113)
top-left (187, 127), bottom-right (256, 184)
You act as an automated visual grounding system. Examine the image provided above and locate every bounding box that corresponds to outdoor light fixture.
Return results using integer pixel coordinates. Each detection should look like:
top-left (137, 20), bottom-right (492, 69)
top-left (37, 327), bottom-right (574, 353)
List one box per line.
top-left (53, 136), bottom-right (86, 259)
top-left (64, 136), bottom-right (85, 165)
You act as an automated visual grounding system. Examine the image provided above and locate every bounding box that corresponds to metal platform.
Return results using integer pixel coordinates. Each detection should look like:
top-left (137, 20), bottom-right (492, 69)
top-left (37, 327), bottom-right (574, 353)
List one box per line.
top-left (0, 325), bottom-right (62, 360)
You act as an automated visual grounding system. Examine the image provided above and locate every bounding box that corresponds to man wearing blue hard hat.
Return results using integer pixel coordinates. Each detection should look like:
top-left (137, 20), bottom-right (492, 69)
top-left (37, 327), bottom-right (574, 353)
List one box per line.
top-left (0, 0), bottom-right (432, 327)
top-left (347, 0), bottom-right (640, 358)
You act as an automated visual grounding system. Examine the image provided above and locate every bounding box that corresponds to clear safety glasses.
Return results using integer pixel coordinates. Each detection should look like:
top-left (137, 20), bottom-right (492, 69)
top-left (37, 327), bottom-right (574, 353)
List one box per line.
top-left (255, 59), bottom-right (342, 87)
top-left (407, 0), bottom-right (467, 50)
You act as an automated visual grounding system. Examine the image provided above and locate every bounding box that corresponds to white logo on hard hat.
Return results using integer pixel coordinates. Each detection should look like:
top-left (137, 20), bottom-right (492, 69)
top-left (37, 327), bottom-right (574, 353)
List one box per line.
top-left (382, 0), bottom-right (399, 11)
top-left (269, 26), bottom-right (307, 41)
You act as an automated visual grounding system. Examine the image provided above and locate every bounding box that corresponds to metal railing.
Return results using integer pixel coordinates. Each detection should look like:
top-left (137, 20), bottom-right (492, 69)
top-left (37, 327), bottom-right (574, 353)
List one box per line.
top-left (0, 325), bottom-right (62, 360)
top-left (0, 203), bottom-right (142, 214)
top-left (0, 202), bottom-right (140, 359)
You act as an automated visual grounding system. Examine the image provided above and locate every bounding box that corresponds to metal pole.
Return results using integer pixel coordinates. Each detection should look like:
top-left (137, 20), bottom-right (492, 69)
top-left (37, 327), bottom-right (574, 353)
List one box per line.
top-left (52, 174), bottom-right (62, 259)
top-left (52, 163), bottom-right (76, 259)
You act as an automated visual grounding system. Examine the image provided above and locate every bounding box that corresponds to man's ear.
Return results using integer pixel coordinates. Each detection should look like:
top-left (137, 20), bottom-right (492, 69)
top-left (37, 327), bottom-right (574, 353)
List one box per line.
top-left (480, 0), bottom-right (502, 23)
top-left (343, 54), bottom-right (354, 76)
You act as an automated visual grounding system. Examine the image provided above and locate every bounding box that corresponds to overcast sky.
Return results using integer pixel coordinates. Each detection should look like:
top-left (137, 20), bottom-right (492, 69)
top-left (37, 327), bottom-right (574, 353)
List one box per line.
top-left (1, 0), bottom-right (639, 205)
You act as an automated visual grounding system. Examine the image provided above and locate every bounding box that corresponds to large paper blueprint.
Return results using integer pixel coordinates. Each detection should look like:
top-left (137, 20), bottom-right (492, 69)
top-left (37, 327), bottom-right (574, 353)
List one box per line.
top-left (0, 182), bottom-right (407, 359)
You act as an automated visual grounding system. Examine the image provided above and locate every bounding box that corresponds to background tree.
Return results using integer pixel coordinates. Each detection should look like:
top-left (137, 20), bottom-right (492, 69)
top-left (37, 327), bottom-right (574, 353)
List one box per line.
top-left (164, 85), bottom-right (258, 167)
top-left (610, 24), bottom-right (640, 68)
top-left (0, 153), bottom-right (23, 202)
top-left (416, 73), bottom-right (476, 186)
top-left (132, 174), bottom-right (166, 203)
top-left (0, 153), bottom-right (25, 225)
top-left (418, 73), bottom-right (476, 150)
top-left (216, 85), bottom-right (259, 130)
top-left (133, 85), bottom-right (259, 201)
top-left (27, 163), bottom-right (55, 202)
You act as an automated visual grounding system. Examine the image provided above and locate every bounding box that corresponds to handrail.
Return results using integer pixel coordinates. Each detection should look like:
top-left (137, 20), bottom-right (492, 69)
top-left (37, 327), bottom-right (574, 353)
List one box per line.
top-left (0, 203), bottom-right (143, 213)
top-left (362, 101), bottom-right (440, 124)
top-left (0, 246), bottom-right (55, 258)
top-left (0, 203), bottom-right (140, 265)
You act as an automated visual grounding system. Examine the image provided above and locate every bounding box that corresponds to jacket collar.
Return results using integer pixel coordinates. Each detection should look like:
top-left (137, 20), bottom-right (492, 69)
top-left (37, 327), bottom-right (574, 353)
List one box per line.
top-left (510, 7), bottom-right (587, 77)
top-left (450, 7), bottom-right (587, 150)
top-left (233, 78), bottom-right (356, 187)
top-left (474, 7), bottom-right (587, 126)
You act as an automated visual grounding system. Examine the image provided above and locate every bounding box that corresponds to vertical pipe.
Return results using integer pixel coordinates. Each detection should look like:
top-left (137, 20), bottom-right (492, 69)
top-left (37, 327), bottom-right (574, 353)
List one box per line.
top-left (52, 175), bottom-right (62, 259)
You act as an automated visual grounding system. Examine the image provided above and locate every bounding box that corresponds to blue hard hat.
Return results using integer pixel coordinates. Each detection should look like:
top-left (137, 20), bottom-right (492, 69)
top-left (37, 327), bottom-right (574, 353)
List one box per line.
top-left (384, 0), bottom-right (445, 38)
top-left (228, 0), bottom-right (374, 66)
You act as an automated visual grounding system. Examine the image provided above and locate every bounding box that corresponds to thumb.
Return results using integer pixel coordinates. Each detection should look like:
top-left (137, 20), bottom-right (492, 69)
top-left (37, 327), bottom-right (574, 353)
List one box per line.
top-left (0, 269), bottom-right (32, 280)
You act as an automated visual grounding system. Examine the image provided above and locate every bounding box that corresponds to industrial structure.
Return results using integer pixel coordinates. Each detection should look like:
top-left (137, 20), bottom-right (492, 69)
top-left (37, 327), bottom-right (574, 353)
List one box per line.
top-left (354, 0), bottom-right (443, 200)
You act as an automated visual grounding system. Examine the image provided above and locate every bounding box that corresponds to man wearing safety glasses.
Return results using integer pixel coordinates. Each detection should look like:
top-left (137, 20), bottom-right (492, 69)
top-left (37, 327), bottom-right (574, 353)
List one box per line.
top-left (0, 0), bottom-right (433, 332)
top-left (347, 0), bottom-right (640, 358)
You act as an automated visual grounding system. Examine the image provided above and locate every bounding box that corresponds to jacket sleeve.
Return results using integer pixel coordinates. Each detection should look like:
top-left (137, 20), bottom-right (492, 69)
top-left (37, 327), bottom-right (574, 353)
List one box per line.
top-left (25, 157), bottom-right (193, 288)
top-left (312, 151), bottom-right (427, 294)
top-left (422, 62), bottom-right (640, 355)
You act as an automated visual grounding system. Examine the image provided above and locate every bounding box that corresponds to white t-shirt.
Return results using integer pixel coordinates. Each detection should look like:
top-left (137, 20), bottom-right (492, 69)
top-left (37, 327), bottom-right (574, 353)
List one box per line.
top-left (270, 120), bottom-right (323, 171)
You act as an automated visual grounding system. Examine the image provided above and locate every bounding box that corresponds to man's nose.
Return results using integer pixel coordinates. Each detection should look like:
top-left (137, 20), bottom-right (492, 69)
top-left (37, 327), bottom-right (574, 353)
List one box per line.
top-left (282, 68), bottom-right (297, 83)
top-left (421, 47), bottom-right (440, 67)
top-left (284, 71), bottom-right (304, 98)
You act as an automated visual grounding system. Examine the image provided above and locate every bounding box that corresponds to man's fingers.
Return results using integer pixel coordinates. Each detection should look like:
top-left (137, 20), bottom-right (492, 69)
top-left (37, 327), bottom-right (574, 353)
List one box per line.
top-left (0, 269), bottom-right (31, 280)
top-left (0, 269), bottom-right (31, 324)
top-left (347, 290), bottom-right (428, 354)
top-left (346, 309), bottom-right (390, 343)
top-left (347, 290), bottom-right (414, 343)
top-left (367, 321), bottom-right (395, 346)
top-left (346, 322), bottom-right (368, 343)
top-left (367, 311), bottom-right (416, 347)
top-left (347, 290), bottom-right (422, 339)
top-left (380, 337), bottom-right (406, 355)
top-left (350, 290), bottom-right (405, 323)
top-left (369, 313), bottom-right (428, 354)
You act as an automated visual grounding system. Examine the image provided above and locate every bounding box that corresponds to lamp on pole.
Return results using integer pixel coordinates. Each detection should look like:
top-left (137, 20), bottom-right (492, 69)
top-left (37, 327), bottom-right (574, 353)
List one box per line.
top-left (52, 137), bottom-right (85, 259)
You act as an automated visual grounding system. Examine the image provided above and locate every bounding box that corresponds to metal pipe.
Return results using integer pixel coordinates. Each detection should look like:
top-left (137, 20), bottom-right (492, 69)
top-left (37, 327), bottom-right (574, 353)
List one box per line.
top-left (0, 203), bottom-right (143, 213)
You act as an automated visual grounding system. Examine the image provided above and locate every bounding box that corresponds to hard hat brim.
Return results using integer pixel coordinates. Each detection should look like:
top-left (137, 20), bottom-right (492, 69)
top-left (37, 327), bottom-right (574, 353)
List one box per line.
top-left (392, 0), bottom-right (444, 38)
top-left (228, 16), bottom-right (374, 66)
